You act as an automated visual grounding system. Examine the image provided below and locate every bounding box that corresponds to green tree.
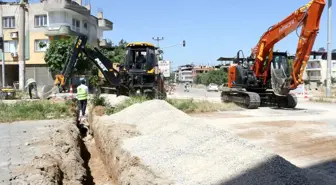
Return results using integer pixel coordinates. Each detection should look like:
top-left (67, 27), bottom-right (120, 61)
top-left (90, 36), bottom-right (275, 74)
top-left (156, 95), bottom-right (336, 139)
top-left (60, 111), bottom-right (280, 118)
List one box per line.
top-left (100, 39), bottom-right (128, 64)
top-left (195, 70), bottom-right (228, 85)
top-left (42, 37), bottom-right (91, 75)
top-left (43, 37), bottom-right (128, 77)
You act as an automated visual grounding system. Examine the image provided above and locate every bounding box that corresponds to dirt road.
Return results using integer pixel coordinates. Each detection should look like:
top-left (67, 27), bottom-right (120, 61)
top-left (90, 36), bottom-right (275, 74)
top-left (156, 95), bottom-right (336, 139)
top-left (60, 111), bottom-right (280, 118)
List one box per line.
top-left (191, 100), bottom-right (336, 176)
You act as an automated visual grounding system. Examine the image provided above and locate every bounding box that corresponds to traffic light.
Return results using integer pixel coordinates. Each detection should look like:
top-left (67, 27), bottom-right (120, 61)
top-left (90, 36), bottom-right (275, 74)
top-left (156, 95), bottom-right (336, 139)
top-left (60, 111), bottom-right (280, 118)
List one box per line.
top-left (182, 40), bottom-right (186, 47)
top-left (0, 37), bottom-right (3, 51)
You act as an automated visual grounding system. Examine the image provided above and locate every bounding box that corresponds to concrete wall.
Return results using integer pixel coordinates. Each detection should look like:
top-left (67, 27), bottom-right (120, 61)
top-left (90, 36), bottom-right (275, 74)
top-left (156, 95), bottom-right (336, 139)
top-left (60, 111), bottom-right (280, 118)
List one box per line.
top-left (25, 64), bottom-right (54, 88)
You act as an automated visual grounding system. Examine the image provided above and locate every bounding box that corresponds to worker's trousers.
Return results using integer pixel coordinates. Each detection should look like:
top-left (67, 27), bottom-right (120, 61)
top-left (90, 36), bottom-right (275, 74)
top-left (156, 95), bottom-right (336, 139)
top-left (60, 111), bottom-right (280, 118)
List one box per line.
top-left (28, 83), bottom-right (38, 99)
top-left (78, 99), bottom-right (87, 116)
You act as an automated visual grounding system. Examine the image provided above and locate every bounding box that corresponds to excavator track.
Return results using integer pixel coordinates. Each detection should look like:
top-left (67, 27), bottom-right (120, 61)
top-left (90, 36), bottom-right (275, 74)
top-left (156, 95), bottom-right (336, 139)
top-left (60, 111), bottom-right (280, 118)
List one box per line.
top-left (221, 89), bottom-right (261, 109)
top-left (221, 88), bottom-right (298, 109)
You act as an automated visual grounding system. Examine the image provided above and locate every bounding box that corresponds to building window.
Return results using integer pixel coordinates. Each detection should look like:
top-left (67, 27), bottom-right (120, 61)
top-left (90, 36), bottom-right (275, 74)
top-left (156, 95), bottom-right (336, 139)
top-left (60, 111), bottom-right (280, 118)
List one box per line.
top-left (4, 40), bottom-right (18, 53)
top-left (34, 39), bottom-right (49, 52)
top-left (72, 18), bottom-right (80, 32)
top-left (83, 22), bottom-right (88, 30)
top-left (35, 15), bottom-right (47, 27)
top-left (2, 16), bottom-right (15, 28)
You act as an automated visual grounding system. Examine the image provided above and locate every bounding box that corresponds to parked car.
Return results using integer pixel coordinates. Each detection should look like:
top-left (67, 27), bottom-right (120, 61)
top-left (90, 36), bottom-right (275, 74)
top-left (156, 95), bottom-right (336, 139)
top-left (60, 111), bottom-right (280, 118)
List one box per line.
top-left (207, 83), bottom-right (219, 92)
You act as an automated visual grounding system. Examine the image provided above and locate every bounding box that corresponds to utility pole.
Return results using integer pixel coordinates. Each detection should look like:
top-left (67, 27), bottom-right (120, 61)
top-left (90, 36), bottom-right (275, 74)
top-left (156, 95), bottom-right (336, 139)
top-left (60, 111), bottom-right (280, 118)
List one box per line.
top-left (19, 0), bottom-right (26, 90)
top-left (152, 37), bottom-right (164, 60)
top-left (152, 37), bottom-right (164, 48)
top-left (0, 6), bottom-right (5, 87)
top-left (326, 0), bottom-right (332, 97)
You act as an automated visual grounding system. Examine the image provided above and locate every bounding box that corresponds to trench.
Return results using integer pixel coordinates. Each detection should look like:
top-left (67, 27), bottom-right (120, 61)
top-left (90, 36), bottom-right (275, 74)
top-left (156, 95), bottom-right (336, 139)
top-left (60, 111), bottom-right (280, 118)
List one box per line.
top-left (68, 99), bottom-right (114, 185)
top-left (78, 122), bottom-right (115, 185)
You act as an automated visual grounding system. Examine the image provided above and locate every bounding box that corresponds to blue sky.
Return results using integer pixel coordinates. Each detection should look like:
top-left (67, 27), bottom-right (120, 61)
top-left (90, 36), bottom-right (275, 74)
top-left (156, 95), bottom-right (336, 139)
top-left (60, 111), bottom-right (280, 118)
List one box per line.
top-left (88, 0), bottom-right (334, 69)
top-left (26, 0), bottom-right (336, 69)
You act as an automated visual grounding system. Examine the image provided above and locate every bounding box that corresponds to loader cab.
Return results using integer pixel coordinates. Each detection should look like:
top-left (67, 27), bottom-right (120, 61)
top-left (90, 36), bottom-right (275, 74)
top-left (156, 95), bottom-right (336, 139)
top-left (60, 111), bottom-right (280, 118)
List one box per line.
top-left (124, 42), bottom-right (157, 73)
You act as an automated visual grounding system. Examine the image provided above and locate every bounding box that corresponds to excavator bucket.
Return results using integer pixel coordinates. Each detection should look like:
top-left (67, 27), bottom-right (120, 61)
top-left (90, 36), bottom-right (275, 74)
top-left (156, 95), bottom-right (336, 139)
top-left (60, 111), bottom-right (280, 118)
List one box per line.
top-left (270, 64), bottom-right (291, 95)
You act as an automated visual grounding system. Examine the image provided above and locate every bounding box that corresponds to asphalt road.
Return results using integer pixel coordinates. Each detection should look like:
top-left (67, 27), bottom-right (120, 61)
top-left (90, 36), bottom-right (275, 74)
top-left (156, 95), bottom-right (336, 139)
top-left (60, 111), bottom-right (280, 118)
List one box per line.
top-left (169, 85), bottom-right (222, 102)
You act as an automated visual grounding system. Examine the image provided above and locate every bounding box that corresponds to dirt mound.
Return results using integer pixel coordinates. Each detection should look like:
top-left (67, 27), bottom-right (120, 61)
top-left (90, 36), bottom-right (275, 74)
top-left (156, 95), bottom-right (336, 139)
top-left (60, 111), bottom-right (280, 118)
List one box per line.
top-left (12, 122), bottom-right (88, 185)
top-left (90, 100), bottom-right (336, 185)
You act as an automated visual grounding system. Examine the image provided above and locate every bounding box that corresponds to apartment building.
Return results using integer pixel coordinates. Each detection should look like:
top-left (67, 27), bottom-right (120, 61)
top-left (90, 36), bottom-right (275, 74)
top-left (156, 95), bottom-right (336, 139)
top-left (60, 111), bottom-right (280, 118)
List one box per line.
top-left (192, 65), bottom-right (215, 80)
top-left (178, 64), bottom-right (194, 83)
top-left (0, 0), bottom-right (113, 87)
top-left (303, 51), bottom-right (336, 88)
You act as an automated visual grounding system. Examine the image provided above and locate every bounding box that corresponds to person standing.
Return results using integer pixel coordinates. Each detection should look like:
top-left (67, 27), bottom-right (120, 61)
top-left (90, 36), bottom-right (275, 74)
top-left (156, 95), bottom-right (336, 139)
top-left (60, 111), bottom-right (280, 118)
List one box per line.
top-left (25, 78), bottom-right (39, 99)
top-left (76, 78), bottom-right (89, 117)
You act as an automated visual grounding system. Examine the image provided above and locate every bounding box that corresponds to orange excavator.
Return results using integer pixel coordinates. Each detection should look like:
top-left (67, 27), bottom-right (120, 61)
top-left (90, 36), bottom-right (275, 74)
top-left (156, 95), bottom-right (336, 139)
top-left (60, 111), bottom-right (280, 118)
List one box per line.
top-left (221, 0), bottom-right (325, 109)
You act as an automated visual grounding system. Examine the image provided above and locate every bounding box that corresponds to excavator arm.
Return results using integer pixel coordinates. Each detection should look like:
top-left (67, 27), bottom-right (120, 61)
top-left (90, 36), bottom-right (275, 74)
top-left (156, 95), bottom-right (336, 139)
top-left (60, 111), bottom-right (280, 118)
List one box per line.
top-left (252, 0), bottom-right (325, 93)
top-left (54, 35), bottom-right (122, 92)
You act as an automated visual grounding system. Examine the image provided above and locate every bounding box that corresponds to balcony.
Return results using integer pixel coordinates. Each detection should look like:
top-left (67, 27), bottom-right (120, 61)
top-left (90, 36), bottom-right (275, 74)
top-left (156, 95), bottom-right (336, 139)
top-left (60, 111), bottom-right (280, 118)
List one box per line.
top-left (43, 0), bottom-right (90, 16)
top-left (306, 67), bottom-right (321, 71)
top-left (308, 76), bottom-right (322, 81)
top-left (45, 24), bottom-right (82, 36)
top-left (99, 38), bottom-right (113, 48)
top-left (98, 19), bottom-right (113, 30)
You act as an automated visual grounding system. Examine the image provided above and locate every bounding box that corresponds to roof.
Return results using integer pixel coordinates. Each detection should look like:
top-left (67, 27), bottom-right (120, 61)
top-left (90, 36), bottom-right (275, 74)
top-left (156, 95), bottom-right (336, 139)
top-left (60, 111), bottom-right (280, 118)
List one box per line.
top-left (217, 57), bottom-right (235, 61)
top-left (127, 42), bottom-right (155, 47)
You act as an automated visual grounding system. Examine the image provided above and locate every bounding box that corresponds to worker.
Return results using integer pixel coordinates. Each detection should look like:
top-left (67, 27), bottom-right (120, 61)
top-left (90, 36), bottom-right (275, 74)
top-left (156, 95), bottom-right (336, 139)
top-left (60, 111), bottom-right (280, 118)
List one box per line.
top-left (76, 78), bottom-right (89, 117)
top-left (25, 78), bottom-right (39, 99)
top-left (136, 53), bottom-right (146, 69)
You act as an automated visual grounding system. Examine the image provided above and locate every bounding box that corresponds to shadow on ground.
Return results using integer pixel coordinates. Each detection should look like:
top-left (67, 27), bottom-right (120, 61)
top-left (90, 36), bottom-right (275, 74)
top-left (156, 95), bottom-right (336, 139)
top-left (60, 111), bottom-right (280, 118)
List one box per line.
top-left (217, 157), bottom-right (336, 185)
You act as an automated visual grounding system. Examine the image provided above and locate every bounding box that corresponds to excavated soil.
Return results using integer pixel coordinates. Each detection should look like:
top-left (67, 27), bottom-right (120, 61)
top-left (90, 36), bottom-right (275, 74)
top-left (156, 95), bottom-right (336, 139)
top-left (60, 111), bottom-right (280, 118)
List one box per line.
top-left (83, 135), bottom-right (114, 185)
top-left (11, 122), bottom-right (88, 185)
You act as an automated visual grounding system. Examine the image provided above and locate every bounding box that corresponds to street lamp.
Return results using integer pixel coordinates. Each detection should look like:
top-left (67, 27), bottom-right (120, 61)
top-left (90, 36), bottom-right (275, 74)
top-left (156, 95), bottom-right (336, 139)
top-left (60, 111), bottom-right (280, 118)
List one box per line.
top-left (326, 0), bottom-right (332, 97)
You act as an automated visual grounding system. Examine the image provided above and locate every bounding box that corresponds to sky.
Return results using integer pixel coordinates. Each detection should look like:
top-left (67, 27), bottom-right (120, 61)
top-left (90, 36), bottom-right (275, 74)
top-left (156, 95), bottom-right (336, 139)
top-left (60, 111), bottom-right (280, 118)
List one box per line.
top-left (13, 0), bottom-right (336, 69)
top-left (87, 0), bottom-right (335, 70)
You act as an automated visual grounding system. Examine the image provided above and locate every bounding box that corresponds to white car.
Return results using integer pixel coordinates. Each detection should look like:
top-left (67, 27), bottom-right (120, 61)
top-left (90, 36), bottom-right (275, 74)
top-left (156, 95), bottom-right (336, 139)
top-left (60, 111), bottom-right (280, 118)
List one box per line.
top-left (207, 83), bottom-right (219, 92)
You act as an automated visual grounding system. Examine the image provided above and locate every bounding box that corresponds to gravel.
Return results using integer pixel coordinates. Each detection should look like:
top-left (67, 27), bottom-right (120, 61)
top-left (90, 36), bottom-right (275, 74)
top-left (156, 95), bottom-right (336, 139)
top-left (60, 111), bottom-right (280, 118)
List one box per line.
top-left (100, 94), bottom-right (130, 106)
top-left (93, 100), bottom-right (336, 185)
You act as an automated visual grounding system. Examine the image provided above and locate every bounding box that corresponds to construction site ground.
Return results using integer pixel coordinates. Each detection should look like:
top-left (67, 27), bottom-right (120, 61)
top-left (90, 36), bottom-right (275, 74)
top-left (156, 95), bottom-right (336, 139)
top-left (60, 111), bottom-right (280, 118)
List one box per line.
top-left (191, 101), bottom-right (336, 173)
top-left (1, 86), bottom-right (336, 184)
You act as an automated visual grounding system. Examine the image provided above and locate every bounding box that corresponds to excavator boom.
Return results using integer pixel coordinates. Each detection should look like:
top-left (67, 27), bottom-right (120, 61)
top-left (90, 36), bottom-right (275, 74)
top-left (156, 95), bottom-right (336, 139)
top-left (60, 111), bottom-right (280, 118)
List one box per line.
top-left (252, 0), bottom-right (325, 94)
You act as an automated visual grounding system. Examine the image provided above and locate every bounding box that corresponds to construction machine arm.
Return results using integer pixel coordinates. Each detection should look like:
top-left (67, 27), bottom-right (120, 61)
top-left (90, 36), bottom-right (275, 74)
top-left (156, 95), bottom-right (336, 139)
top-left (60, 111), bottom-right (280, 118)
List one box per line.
top-left (252, 0), bottom-right (325, 90)
top-left (54, 35), bottom-right (121, 90)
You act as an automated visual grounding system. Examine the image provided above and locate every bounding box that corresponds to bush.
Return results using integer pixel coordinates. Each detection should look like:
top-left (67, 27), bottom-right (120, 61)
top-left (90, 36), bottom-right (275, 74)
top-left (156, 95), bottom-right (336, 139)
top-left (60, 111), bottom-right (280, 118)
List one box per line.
top-left (166, 98), bottom-right (237, 113)
top-left (195, 70), bottom-right (228, 85)
top-left (104, 96), bottom-right (149, 115)
top-left (102, 96), bottom-right (237, 115)
top-left (0, 101), bottom-right (72, 123)
top-left (90, 93), bottom-right (107, 106)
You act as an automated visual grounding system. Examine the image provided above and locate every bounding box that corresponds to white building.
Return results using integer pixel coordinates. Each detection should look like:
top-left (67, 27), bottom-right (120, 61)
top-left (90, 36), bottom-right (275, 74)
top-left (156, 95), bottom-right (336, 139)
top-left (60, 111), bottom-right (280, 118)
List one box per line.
top-left (178, 64), bottom-right (193, 83)
top-left (303, 51), bottom-right (336, 88)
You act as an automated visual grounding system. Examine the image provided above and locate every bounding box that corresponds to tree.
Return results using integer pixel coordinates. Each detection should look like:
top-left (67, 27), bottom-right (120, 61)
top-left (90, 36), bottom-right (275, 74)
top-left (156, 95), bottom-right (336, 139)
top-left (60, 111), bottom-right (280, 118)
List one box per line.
top-left (100, 39), bottom-right (128, 64)
top-left (42, 37), bottom-right (91, 75)
top-left (42, 37), bottom-right (128, 78)
top-left (194, 70), bottom-right (228, 85)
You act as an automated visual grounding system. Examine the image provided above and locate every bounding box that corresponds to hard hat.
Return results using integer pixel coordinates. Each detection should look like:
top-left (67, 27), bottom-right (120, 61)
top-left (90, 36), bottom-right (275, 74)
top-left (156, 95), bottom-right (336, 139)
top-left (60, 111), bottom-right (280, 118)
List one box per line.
top-left (80, 78), bottom-right (86, 84)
